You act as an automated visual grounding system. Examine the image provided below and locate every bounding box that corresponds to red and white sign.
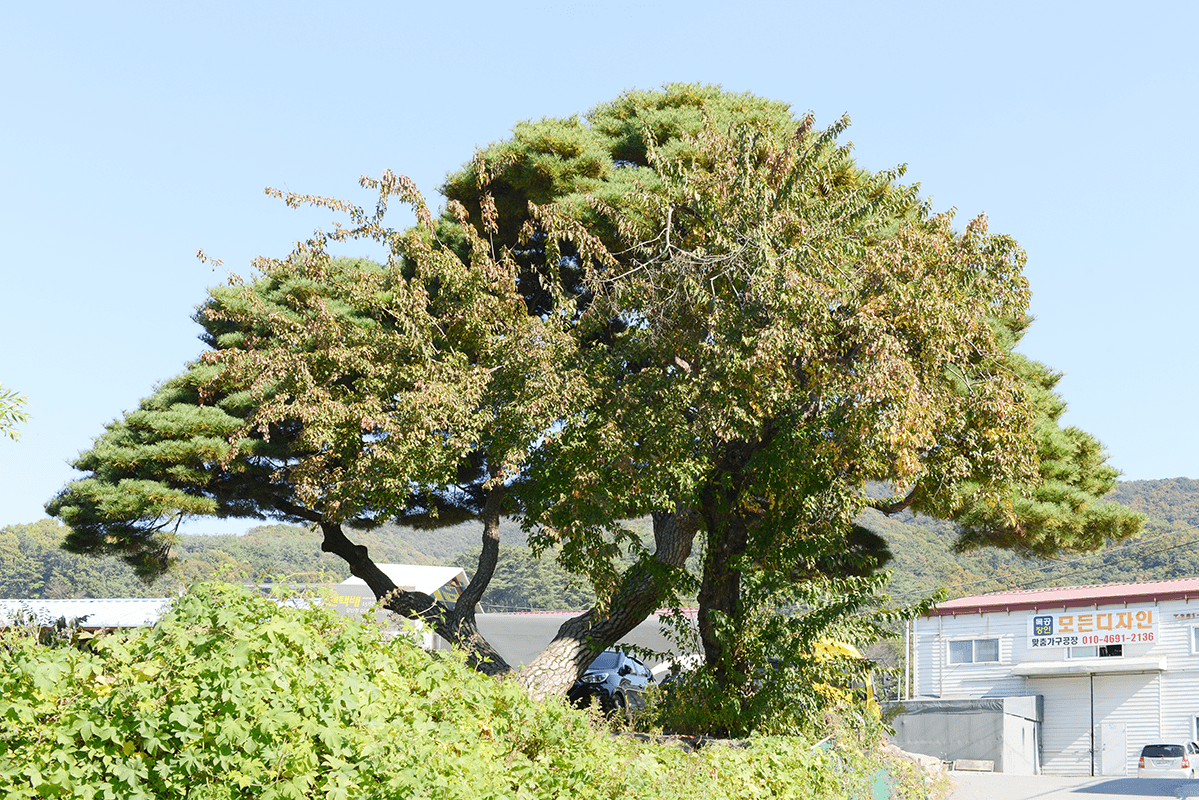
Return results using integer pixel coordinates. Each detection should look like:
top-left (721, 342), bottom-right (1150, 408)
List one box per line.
top-left (1028, 608), bottom-right (1157, 649)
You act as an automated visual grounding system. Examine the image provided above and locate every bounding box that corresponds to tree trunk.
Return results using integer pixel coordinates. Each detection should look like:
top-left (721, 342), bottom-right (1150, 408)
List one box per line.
top-left (444, 488), bottom-right (511, 675)
top-left (696, 488), bottom-right (751, 687)
top-left (515, 510), bottom-right (700, 700)
top-left (319, 519), bottom-right (509, 673)
top-left (321, 504), bottom-right (701, 699)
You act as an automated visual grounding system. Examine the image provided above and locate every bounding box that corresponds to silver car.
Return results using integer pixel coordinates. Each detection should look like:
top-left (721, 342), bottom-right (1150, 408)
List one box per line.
top-left (1137, 742), bottom-right (1199, 779)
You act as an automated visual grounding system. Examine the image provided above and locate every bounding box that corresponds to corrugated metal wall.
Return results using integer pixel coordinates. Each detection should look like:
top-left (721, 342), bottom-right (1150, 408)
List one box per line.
top-left (1028, 676), bottom-right (1092, 775)
top-left (911, 596), bottom-right (1199, 776)
top-left (914, 614), bottom-right (1027, 698)
top-left (1103, 673), bottom-right (1162, 775)
top-left (1024, 672), bottom-right (1160, 776)
top-left (1157, 613), bottom-right (1199, 746)
top-left (1160, 669), bottom-right (1199, 742)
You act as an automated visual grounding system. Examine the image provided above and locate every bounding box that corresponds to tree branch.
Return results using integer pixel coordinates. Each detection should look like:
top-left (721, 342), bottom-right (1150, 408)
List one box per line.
top-left (868, 486), bottom-right (919, 516)
top-left (318, 520), bottom-right (510, 674)
top-left (515, 509), bottom-right (700, 700)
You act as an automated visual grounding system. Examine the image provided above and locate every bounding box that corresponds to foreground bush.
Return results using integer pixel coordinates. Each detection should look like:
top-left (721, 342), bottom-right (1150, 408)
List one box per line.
top-left (0, 582), bottom-right (923, 799)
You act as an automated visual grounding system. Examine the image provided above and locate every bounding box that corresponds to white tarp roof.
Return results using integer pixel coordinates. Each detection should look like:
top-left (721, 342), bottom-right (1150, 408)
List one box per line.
top-left (0, 598), bottom-right (172, 629)
top-left (0, 566), bottom-right (467, 631)
top-left (1011, 656), bottom-right (1168, 677)
top-left (340, 564), bottom-right (467, 596)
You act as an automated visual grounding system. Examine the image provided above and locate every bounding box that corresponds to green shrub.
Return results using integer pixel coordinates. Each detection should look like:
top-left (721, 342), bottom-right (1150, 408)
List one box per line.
top-left (0, 582), bottom-right (926, 799)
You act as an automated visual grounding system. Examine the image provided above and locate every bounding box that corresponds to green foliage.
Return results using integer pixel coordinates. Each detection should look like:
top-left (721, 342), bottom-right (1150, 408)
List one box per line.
top-left (442, 85), bottom-right (1142, 701)
top-left (46, 246), bottom-right (508, 580)
top-left (455, 544), bottom-right (597, 611)
top-left (444, 83), bottom-right (1138, 564)
top-left (0, 382), bottom-right (28, 440)
top-left (649, 574), bottom-right (937, 739)
top-left (442, 85), bottom-right (800, 269)
top-left (872, 478), bottom-right (1199, 601)
top-left (950, 322), bottom-right (1142, 556)
top-left (0, 581), bottom-right (926, 800)
top-left (202, 248), bottom-right (499, 524)
top-left (44, 351), bottom-right (286, 579)
top-left (41, 83), bottom-right (1144, 722)
top-left (48, 169), bottom-right (580, 617)
top-left (497, 99), bottom-right (1032, 689)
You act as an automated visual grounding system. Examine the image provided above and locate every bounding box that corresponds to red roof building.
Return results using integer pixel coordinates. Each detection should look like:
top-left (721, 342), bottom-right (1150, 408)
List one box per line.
top-left (929, 577), bottom-right (1199, 617)
top-left (892, 576), bottom-right (1199, 778)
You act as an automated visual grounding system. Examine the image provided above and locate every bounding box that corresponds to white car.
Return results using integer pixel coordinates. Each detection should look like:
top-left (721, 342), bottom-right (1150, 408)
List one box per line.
top-left (1137, 742), bottom-right (1199, 779)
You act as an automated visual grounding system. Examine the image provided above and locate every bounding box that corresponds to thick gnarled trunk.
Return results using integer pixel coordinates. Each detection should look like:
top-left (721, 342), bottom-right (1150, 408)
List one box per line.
top-left (696, 490), bottom-right (750, 687)
top-left (320, 503), bottom-right (701, 699)
top-left (318, 495), bottom-right (511, 675)
top-left (515, 510), bottom-right (700, 700)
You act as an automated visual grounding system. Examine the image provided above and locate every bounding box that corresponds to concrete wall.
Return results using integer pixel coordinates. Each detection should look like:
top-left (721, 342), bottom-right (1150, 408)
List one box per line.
top-left (885, 696), bottom-right (1042, 775)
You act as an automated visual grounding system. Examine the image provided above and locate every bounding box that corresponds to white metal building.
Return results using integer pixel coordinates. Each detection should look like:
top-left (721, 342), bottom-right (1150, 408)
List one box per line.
top-left (0, 597), bottom-right (172, 631)
top-left (0, 565), bottom-right (468, 639)
top-left (905, 577), bottom-right (1199, 776)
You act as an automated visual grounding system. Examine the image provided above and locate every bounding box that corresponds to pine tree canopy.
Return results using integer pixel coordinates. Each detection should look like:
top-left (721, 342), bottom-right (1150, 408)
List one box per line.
top-left (46, 84), bottom-right (1141, 699)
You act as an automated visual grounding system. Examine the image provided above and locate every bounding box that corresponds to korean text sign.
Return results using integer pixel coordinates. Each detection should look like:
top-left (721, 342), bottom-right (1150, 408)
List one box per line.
top-left (1027, 608), bottom-right (1157, 649)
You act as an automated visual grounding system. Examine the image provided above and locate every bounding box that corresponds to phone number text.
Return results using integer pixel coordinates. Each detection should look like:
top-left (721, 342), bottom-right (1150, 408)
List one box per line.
top-left (1030, 632), bottom-right (1153, 648)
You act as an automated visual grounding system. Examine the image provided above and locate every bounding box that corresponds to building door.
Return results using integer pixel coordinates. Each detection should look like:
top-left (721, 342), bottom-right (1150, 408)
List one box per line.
top-left (1093, 673), bottom-right (1159, 776)
top-left (1030, 676), bottom-right (1092, 775)
top-left (1100, 722), bottom-right (1127, 776)
top-left (1031, 672), bottom-right (1159, 776)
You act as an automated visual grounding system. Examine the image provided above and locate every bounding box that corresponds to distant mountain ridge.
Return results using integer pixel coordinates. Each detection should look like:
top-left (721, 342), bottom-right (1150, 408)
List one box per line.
top-left (3, 479), bottom-right (1197, 603)
top-left (876, 477), bottom-right (1199, 601)
top-left (1103, 478), bottom-right (1199, 529)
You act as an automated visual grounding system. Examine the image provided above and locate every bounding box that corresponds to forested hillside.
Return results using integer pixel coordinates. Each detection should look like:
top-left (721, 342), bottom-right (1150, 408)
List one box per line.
top-left (878, 477), bottom-right (1199, 601)
top-left (0, 517), bottom-right (546, 604)
top-left (0, 519), bottom-right (486, 599)
top-left (1105, 478), bottom-right (1199, 528)
top-left (5, 479), bottom-right (1198, 603)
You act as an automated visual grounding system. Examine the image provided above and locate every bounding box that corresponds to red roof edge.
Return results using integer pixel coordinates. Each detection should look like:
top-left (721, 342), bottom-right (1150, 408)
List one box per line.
top-left (926, 578), bottom-right (1199, 617)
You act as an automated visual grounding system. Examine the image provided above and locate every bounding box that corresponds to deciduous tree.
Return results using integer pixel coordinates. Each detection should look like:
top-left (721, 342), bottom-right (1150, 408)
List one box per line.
top-left (449, 84), bottom-right (1142, 689)
top-left (47, 238), bottom-right (524, 670)
top-left (48, 84), bottom-right (1141, 706)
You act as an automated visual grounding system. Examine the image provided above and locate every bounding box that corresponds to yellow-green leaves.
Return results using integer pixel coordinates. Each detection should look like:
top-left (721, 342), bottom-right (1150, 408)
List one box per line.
top-left (0, 382), bottom-right (29, 441)
top-left (1, 581), bottom-right (915, 799)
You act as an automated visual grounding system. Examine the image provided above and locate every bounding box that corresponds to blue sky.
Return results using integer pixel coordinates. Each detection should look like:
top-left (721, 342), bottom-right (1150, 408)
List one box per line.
top-left (2, 1), bottom-right (1196, 532)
